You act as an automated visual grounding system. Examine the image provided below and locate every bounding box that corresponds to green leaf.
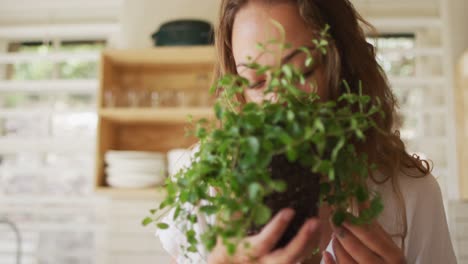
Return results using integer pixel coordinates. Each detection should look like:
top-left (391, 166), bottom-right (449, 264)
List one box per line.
top-left (196, 127), bottom-right (207, 138)
top-left (256, 43), bottom-right (266, 51)
top-left (246, 62), bottom-right (261, 70)
top-left (202, 231), bottom-right (217, 252)
top-left (332, 210), bottom-right (346, 226)
top-left (316, 140), bottom-right (326, 157)
top-left (286, 146), bottom-right (298, 161)
top-left (157, 222), bottom-right (169, 229)
top-left (188, 214), bottom-right (198, 224)
top-left (159, 200), bottom-right (169, 210)
top-left (269, 19), bottom-right (286, 40)
top-left (186, 229), bottom-right (197, 244)
top-left (355, 185), bottom-right (368, 203)
top-left (328, 168), bottom-right (335, 181)
top-left (282, 43), bottom-right (292, 49)
top-left (200, 205), bottom-right (219, 215)
top-left (279, 131), bottom-right (293, 145)
top-left (248, 183), bottom-right (263, 200)
top-left (320, 47), bottom-right (327, 55)
top-left (214, 103), bottom-right (222, 120)
top-left (370, 196), bottom-right (384, 215)
top-left (356, 130), bottom-right (365, 140)
top-left (312, 247), bottom-right (320, 255)
top-left (187, 245), bottom-right (198, 253)
top-left (270, 78), bottom-right (280, 87)
top-left (253, 204), bottom-right (271, 225)
top-left (299, 75), bottom-right (306, 85)
top-left (320, 39), bottom-right (328, 46)
top-left (220, 75), bottom-right (233, 86)
top-left (247, 136), bottom-right (260, 155)
top-left (287, 110), bottom-right (295, 121)
top-left (142, 217), bottom-right (153, 226)
top-left (270, 180), bottom-right (287, 192)
top-left (257, 65), bottom-right (271, 75)
top-left (314, 119), bottom-right (325, 132)
top-left (298, 46), bottom-right (311, 55)
top-left (209, 84), bottom-right (217, 94)
top-left (331, 138), bottom-right (345, 161)
top-left (304, 126), bottom-right (314, 139)
top-left (227, 243), bottom-right (236, 256)
top-left (282, 65), bottom-right (293, 79)
top-left (173, 206), bottom-right (181, 220)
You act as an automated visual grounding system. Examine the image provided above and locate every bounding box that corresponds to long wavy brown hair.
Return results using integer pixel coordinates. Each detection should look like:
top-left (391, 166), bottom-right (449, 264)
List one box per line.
top-left (213, 0), bottom-right (431, 247)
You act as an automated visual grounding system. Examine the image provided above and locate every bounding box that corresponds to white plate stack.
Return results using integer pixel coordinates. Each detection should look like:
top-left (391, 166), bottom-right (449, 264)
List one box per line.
top-left (105, 150), bottom-right (166, 188)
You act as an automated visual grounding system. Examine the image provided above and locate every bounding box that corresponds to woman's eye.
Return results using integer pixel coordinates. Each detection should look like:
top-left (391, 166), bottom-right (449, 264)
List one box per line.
top-left (303, 69), bottom-right (316, 78)
top-left (248, 80), bottom-right (266, 89)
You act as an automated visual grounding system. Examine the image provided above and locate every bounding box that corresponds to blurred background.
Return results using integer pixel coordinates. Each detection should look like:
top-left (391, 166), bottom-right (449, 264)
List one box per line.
top-left (0, 0), bottom-right (467, 263)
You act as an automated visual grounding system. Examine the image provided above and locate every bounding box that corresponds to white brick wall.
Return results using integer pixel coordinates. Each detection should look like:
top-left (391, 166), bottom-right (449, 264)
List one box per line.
top-left (100, 198), bottom-right (172, 264)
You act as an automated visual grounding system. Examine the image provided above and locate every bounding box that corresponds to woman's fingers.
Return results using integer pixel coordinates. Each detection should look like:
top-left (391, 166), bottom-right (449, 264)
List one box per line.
top-left (209, 209), bottom-right (295, 264)
top-left (333, 238), bottom-right (357, 264)
top-left (323, 251), bottom-right (336, 264)
top-left (262, 218), bottom-right (321, 263)
top-left (355, 203), bottom-right (395, 250)
top-left (209, 210), bottom-right (323, 264)
top-left (341, 221), bottom-right (399, 262)
top-left (332, 226), bottom-right (383, 264)
top-left (251, 208), bottom-right (296, 255)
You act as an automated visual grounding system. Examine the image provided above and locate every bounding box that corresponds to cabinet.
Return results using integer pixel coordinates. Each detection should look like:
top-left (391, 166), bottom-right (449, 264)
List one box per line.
top-left (94, 47), bottom-right (215, 197)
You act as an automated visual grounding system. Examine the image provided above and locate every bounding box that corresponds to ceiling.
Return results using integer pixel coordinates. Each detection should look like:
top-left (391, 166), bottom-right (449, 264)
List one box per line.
top-left (0, 0), bottom-right (441, 25)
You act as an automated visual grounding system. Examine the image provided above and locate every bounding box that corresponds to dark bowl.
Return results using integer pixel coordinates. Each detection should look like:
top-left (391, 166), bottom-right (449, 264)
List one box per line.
top-left (151, 19), bottom-right (214, 46)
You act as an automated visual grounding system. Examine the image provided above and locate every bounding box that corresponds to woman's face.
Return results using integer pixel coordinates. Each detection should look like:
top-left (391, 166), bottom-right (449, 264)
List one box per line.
top-left (232, 1), bottom-right (327, 104)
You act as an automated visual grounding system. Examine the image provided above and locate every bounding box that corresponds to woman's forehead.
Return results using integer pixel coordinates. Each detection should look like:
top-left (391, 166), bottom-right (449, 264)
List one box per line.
top-left (232, 2), bottom-right (315, 65)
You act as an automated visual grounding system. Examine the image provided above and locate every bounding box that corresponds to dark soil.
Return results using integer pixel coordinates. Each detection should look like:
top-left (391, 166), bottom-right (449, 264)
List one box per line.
top-left (248, 154), bottom-right (320, 250)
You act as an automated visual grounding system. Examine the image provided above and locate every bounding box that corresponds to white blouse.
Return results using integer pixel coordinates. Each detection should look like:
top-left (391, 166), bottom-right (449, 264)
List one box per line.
top-left (156, 149), bottom-right (457, 264)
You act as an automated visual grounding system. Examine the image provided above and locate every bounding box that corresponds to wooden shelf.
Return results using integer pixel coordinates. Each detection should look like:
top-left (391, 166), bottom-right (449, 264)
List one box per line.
top-left (99, 107), bottom-right (214, 124)
top-left (94, 186), bottom-right (167, 199)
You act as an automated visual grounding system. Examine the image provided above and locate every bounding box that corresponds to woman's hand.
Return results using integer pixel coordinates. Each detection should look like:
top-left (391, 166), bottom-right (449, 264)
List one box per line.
top-left (207, 208), bottom-right (321, 264)
top-left (323, 220), bottom-right (405, 264)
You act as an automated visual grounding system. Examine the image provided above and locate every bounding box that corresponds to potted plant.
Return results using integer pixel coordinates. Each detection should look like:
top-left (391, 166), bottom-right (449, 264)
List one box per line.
top-left (144, 24), bottom-right (384, 256)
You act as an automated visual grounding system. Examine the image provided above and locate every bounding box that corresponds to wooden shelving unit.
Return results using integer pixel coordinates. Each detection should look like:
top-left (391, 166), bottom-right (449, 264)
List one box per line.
top-left (95, 46), bottom-right (216, 197)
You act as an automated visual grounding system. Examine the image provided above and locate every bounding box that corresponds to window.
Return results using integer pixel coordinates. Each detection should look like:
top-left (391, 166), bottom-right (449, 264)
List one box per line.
top-left (0, 34), bottom-right (106, 264)
top-left (368, 34), bottom-right (417, 76)
top-left (369, 33), bottom-right (449, 194)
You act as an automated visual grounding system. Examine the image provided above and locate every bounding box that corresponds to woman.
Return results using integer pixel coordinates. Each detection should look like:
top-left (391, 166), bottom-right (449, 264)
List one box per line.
top-left (157, 0), bottom-right (457, 263)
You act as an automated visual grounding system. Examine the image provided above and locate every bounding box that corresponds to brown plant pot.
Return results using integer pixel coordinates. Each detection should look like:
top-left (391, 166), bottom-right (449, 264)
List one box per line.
top-left (248, 154), bottom-right (320, 250)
